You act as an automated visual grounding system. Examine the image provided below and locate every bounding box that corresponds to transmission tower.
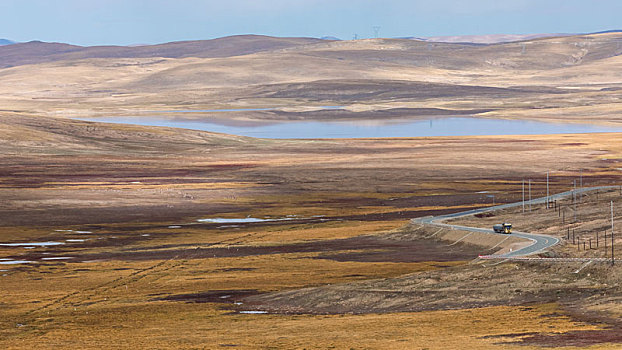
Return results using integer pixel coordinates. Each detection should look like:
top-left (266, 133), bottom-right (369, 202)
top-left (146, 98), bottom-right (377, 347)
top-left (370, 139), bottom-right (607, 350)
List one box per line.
top-left (373, 26), bottom-right (381, 38)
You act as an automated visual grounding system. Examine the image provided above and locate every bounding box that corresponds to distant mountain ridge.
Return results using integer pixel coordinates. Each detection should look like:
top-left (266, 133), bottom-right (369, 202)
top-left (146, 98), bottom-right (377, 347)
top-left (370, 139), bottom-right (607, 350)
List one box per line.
top-left (0, 35), bottom-right (327, 68)
top-left (405, 30), bottom-right (622, 44)
top-left (590, 29), bottom-right (622, 34)
top-left (0, 39), bottom-right (15, 46)
top-left (410, 33), bottom-right (574, 44)
top-left (2, 31), bottom-right (621, 70)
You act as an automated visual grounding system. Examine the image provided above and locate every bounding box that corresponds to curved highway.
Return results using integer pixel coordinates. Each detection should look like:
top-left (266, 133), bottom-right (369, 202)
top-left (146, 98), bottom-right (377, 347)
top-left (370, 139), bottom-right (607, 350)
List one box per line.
top-left (411, 186), bottom-right (616, 258)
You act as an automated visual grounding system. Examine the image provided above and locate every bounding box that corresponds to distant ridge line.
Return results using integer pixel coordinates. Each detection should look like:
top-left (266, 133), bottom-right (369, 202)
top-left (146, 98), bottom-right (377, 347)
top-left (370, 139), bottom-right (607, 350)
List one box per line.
top-left (0, 34), bottom-right (326, 68)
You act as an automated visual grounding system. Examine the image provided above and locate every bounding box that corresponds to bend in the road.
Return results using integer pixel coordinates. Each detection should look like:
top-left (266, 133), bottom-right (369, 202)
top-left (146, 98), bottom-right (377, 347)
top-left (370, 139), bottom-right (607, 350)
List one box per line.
top-left (412, 186), bottom-right (617, 258)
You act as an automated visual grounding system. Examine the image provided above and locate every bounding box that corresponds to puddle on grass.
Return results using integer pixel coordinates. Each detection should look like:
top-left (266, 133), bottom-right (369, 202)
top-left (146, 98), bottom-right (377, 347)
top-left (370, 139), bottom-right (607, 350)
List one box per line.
top-left (0, 242), bottom-right (65, 247)
top-left (200, 215), bottom-right (326, 225)
top-left (40, 257), bottom-right (73, 261)
top-left (197, 217), bottom-right (289, 224)
top-left (66, 239), bottom-right (87, 242)
top-left (0, 260), bottom-right (35, 265)
top-left (55, 229), bottom-right (73, 232)
top-left (168, 225), bottom-right (181, 229)
top-left (197, 216), bottom-right (309, 224)
top-left (74, 231), bottom-right (92, 234)
top-left (239, 311), bottom-right (268, 314)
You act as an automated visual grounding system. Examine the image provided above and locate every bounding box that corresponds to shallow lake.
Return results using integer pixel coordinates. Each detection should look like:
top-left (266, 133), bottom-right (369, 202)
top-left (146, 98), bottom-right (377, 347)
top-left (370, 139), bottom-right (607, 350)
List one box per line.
top-left (78, 116), bottom-right (622, 139)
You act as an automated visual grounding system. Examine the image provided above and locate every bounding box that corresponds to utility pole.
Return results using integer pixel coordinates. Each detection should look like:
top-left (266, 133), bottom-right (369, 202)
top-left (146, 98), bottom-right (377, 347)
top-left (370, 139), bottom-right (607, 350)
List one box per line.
top-left (603, 230), bottom-right (609, 258)
top-left (573, 180), bottom-right (577, 222)
top-left (612, 201), bottom-right (615, 266)
top-left (522, 179), bottom-right (525, 213)
top-left (546, 171), bottom-right (549, 209)
top-left (487, 194), bottom-right (495, 206)
top-left (529, 179), bottom-right (532, 212)
top-left (580, 169), bottom-right (583, 203)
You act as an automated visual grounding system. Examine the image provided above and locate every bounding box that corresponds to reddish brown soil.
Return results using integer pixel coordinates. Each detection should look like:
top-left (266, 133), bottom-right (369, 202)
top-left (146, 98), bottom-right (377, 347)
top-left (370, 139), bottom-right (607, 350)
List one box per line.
top-left (510, 306), bottom-right (622, 347)
top-left (156, 289), bottom-right (260, 304)
top-left (513, 328), bottom-right (622, 347)
top-left (33, 234), bottom-right (482, 263)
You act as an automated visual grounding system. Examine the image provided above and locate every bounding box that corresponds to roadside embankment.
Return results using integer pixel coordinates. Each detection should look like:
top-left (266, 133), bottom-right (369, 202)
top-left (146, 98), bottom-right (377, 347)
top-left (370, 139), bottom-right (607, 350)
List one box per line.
top-left (390, 222), bottom-right (531, 256)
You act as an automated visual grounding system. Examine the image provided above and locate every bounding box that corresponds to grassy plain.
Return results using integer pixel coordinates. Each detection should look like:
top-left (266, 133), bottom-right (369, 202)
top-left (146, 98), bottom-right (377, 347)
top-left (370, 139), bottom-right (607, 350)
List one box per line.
top-left (2, 32), bottom-right (622, 348)
top-left (1, 113), bottom-right (622, 348)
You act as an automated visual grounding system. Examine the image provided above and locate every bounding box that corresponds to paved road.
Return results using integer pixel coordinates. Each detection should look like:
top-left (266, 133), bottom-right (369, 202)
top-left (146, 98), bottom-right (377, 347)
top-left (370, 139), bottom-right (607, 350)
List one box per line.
top-left (412, 186), bottom-right (617, 258)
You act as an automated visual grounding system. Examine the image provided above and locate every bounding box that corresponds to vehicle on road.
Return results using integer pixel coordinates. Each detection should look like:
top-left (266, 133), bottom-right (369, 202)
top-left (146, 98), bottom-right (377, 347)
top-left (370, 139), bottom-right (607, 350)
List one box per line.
top-left (493, 223), bottom-right (512, 234)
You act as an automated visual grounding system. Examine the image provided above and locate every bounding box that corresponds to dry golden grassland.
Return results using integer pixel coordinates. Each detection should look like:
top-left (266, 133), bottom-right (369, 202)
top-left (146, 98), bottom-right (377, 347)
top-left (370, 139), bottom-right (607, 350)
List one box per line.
top-left (1, 114), bottom-right (622, 348)
top-left (2, 32), bottom-right (622, 348)
top-left (1, 302), bottom-right (614, 349)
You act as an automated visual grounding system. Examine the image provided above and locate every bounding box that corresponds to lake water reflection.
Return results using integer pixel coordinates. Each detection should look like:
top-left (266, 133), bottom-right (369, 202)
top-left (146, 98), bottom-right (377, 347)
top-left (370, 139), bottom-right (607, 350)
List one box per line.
top-left (78, 116), bottom-right (622, 139)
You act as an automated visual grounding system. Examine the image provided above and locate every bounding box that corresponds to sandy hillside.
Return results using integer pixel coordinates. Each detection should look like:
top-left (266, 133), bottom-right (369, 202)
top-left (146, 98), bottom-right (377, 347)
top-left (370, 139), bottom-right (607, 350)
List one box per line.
top-left (0, 33), bottom-right (620, 125)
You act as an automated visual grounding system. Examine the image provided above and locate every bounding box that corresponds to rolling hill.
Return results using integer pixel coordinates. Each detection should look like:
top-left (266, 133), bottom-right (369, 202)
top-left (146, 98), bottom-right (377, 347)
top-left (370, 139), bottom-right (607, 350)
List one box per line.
top-left (414, 33), bottom-right (573, 44)
top-left (0, 35), bottom-right (329, 68)
top-left (0, 32), bottom-right (621, 125)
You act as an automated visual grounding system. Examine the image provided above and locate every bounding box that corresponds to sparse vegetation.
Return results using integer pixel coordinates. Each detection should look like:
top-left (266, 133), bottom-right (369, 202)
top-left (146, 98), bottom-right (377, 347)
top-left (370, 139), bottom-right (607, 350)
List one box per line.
top-left (2, 32), bottom-right (622, 348)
